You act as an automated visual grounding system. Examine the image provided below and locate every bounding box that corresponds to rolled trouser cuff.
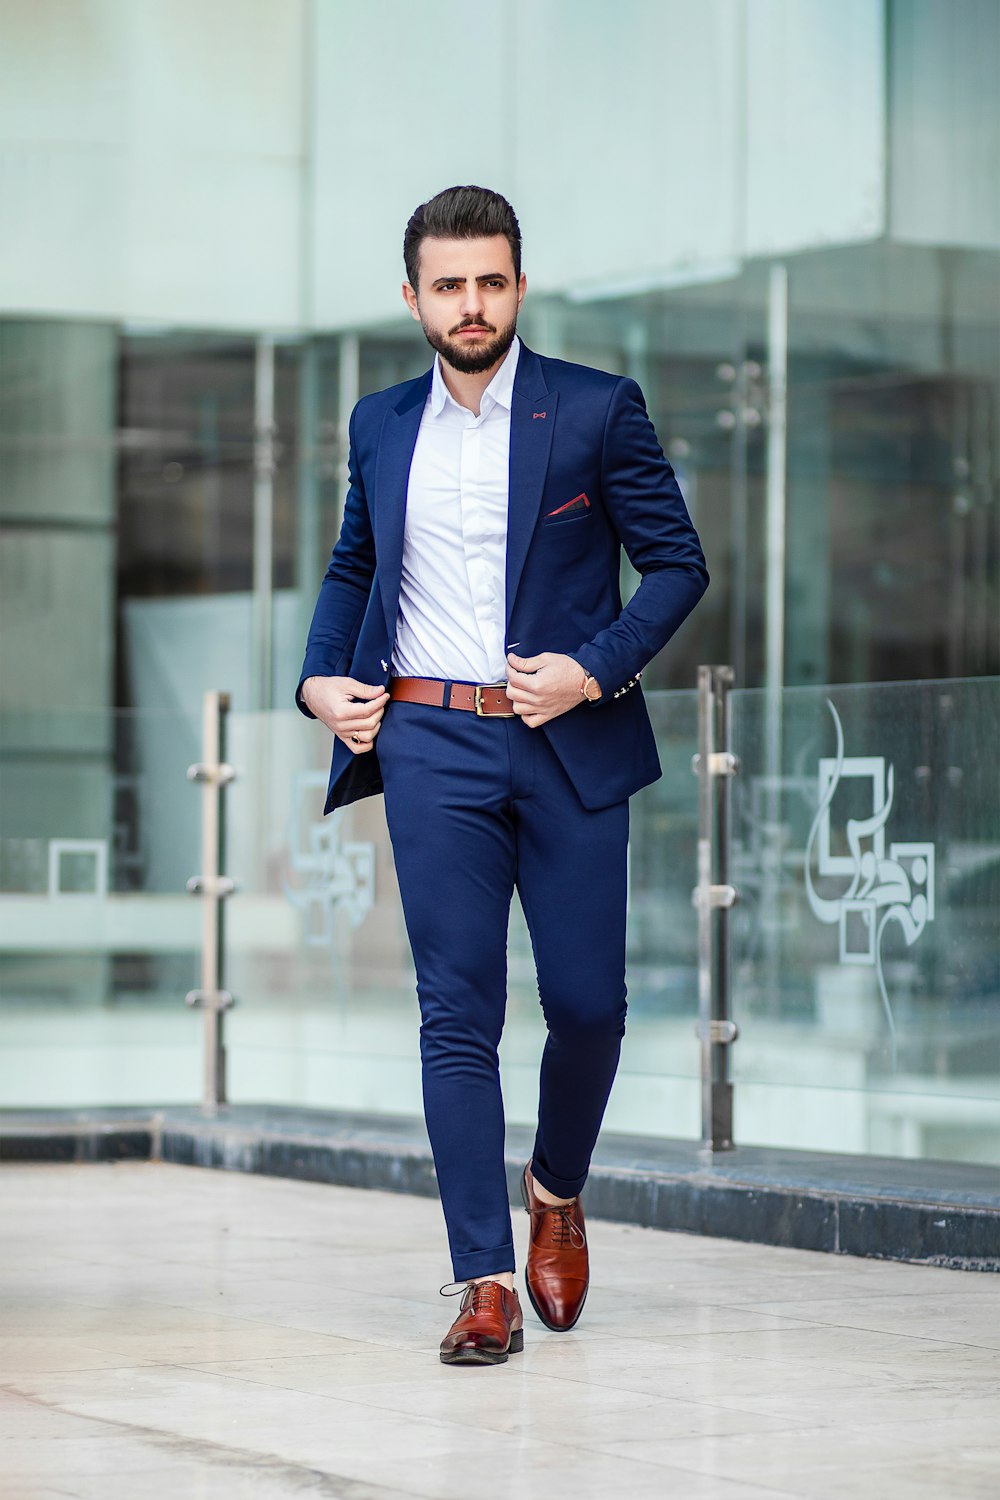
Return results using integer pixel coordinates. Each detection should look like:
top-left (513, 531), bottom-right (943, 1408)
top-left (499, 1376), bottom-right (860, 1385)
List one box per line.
top-left (529, 1157), bottom-right (588, 1199)
top-left (451, 1240), bottom-right (516, 1281)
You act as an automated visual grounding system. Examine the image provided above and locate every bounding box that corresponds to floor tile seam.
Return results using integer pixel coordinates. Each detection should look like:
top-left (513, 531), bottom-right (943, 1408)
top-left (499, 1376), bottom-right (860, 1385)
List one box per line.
top-left (501, 1349), bottom-right (951, 1391)
top-left (34, 1370), bottom-right (703, 1466)
top-left (545, 1312), bottom-right (865, 1343)
top-left (562, 1311), bottom-right (980, 1346)
top-left (565, 1312), bottom-right (978, 1346)
top-left (681, 1287), bottom-right (1000, 1316)
top-left (568, 1428), bottom-right (1000, 1479)
top-left (144, 1290), bottom-right (436, 1329)
top-left (552, 1434), bottom-right (828, 1492)
top-left (698, 1315), bottom-right (1000, 1355)
top-left (171, 1351), bottom-right (668, 1403)
top-left (652, 1389), bottom-right (1000, 1433)
top-left (1, 1381), bottom-right (429, 1500)
top-left (174, 1343), bottom-right (424, 1372)
top-left (540, 1388), bottom-right (848, 1437)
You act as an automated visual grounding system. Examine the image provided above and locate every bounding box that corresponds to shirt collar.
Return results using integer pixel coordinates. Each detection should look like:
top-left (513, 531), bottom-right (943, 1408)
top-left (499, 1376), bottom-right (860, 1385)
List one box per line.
top-left (429, 334), bottom-right (521, 418)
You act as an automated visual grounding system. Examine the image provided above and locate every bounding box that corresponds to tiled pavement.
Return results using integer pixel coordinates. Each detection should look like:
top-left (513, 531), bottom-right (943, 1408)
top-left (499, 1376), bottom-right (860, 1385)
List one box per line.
top-left (2, 1161), bottom-right (998, 1499)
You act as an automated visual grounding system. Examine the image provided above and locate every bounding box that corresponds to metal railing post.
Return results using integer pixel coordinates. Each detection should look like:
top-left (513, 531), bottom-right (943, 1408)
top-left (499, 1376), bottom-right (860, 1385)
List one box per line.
top-left (693, 665), bottom-right (740, 1151)
top-left (185, 690), bottom-right (236, 1113)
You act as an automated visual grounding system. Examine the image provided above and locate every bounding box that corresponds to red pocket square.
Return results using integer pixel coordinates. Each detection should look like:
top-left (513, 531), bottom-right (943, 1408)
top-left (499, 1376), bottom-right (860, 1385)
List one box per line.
top-left (545, 493), bottom-right (591, 518)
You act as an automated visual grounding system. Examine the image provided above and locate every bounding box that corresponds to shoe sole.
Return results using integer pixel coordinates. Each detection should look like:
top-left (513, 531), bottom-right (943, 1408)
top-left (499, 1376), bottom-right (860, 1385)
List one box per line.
top-left (439, 1328), bottom-right (524, 1365)
top-left (520, 1163), bottom-right (590, 1333)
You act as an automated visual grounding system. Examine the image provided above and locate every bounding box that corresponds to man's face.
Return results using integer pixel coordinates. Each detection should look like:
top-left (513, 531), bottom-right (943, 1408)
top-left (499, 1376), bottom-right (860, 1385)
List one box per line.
top-left (402, 235), bottom-right (526, 375)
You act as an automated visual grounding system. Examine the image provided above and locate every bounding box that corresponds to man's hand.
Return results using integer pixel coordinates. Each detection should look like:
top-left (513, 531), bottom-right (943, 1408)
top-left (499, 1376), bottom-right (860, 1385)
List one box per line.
top-left (301, 676), bottom-right (390, 755)
top-left (505, 652), bottom-right (599, 727)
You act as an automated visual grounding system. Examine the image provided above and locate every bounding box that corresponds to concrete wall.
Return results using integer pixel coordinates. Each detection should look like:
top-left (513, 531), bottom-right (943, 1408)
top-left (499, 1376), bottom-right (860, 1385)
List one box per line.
top-left (309, 0), bottom-right (887, 328)
top-left (0, 0), bottom-right (307, 328)
top-left (5, 0), bottom-right (996, 333)
top-left (888, 0), bottom-right (1000, 250)
top-left (1, 0), bottom-right (891, 332)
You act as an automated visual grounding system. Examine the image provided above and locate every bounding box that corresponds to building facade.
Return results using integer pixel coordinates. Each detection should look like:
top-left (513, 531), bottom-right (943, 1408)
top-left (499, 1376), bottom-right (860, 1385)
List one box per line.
top-left (1, 1), bottom-right (997, 1162)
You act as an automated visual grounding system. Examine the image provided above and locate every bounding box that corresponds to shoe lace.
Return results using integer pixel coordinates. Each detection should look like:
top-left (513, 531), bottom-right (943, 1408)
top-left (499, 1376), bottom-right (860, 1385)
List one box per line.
top-left (550, 1208), bottom-right (585, 1249)
top-left (527, 1200), bottom-right (587, 1250)
top-left (439, 1279), bottom-right (507, 1314)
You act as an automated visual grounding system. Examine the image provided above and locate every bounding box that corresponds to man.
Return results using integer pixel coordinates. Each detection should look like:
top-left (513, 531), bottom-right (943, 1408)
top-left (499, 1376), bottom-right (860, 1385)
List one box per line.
top-left (297, 185), bottom-right (708, 1366)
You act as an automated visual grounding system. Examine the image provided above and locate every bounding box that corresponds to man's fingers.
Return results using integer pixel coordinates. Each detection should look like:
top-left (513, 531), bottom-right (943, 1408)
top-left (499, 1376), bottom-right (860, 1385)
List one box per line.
top-left (342, 679), bottom-right (388, 700)
top-left (506, 651), bottom-right (547, 674)
top-left (340, 702), bottom-right (386, 730)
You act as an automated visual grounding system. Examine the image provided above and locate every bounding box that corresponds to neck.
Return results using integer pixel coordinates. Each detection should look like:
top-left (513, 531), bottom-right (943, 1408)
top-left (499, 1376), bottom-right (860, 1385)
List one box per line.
top-left (438, 347), bottom-right (510, 417)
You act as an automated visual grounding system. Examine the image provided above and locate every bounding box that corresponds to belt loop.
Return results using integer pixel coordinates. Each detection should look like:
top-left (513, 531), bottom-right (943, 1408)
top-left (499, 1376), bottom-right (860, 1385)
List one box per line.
top-left (441, 679), bottom-right (452, 709)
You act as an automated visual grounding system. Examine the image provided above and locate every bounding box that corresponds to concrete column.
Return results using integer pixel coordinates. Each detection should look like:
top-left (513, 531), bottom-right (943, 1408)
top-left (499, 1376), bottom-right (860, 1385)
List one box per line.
top-left (0, 320), bottom-right (117, 1000)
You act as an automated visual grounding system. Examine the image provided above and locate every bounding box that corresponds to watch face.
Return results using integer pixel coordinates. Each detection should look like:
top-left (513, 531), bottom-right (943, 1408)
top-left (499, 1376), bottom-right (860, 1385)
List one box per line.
top-left (584, 675), bottom-right (601, 701)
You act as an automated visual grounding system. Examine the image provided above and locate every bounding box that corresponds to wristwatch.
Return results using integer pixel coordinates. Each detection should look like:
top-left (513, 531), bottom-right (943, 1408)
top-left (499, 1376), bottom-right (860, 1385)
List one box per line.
top-left (580, 670), bottom-right (603, 703)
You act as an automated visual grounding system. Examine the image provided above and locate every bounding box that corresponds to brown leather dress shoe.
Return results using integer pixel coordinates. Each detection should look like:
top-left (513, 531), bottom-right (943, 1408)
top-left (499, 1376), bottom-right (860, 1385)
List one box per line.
top-left (520, 1160), bottom-right (589, 1331)
top-left (439, 1279), bottom-right (524, 1366)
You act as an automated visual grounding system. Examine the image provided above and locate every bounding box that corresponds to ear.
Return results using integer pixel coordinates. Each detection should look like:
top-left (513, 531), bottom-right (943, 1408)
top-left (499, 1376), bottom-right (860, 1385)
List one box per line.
top-left (401, 281), bottom-right (421, 321)
top-left (516, 272), bottom-right (527, 311)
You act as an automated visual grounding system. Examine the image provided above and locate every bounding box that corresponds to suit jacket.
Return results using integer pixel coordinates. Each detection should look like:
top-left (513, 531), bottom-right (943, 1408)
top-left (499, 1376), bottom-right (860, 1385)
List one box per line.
top-left (296, 339), bottom-right (709, 815)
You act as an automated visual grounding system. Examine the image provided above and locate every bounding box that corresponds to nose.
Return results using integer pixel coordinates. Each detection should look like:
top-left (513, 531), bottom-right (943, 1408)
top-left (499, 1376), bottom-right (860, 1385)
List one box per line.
top-left (459, 282), bottom-right (486, 321)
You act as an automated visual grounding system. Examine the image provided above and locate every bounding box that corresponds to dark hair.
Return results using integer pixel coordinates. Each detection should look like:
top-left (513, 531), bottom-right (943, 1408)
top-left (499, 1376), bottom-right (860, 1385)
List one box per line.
top-left (403, 185), bottom-right (521, 290)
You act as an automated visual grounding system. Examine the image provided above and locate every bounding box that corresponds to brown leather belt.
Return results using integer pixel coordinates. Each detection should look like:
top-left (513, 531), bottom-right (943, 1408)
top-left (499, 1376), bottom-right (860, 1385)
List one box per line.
top-left (389, 676), bottom-right (516, 717)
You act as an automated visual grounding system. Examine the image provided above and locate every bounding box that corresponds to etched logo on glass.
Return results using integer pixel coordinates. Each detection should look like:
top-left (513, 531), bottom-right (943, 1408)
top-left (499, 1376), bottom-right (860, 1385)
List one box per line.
top-left (805, 702), bottom-right (935, 1065)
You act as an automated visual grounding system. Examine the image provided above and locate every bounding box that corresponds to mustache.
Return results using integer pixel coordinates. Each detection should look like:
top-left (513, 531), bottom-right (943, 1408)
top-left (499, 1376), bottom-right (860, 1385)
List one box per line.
top-left (450, 319), bottom-right (497, 334)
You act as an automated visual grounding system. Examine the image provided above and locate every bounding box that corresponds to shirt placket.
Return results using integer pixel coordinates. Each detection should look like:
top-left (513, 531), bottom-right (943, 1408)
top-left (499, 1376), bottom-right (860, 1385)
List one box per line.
top-left (459, 408), bottom-right (496, 678)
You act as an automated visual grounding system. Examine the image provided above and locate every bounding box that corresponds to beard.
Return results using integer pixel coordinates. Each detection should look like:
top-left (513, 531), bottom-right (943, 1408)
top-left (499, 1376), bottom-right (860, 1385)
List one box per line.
top-left (421, 312), bottom-right (518, 374)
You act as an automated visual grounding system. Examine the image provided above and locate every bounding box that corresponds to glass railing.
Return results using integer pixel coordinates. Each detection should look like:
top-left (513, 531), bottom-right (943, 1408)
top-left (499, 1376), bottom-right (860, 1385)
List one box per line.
top-left (0, 707), bottom-right (201, 1106)
top-left (223, 691), bottom-right (703, 1136)
top-left (729, 678), bottom-right (1000, 1164)
top-left (3, 676), bottom-right (997, 1170)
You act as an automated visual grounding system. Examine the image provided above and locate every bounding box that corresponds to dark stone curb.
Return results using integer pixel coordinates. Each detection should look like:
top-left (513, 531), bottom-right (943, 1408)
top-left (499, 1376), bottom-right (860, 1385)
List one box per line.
top-left (2, 1105), bottom-right (997, 1271)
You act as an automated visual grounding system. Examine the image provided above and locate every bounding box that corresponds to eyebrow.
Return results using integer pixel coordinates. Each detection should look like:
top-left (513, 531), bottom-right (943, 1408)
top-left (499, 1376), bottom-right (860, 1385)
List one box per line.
top-left (430, 272), bottom-right (510, 287)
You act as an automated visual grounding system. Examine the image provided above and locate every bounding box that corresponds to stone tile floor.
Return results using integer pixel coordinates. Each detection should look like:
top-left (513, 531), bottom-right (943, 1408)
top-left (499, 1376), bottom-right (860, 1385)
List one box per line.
top-left (1, 1161), bottom-right (998, 1500)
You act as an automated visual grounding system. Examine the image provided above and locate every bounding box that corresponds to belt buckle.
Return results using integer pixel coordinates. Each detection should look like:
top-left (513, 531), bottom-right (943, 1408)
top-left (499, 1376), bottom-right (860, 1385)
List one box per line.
top-left (475, 683), bottom-right (515, 717)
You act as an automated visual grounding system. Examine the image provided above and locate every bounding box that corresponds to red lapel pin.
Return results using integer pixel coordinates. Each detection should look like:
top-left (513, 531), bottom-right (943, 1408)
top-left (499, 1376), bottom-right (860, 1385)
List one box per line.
top-left (533, 411), bottom-right (547, 419)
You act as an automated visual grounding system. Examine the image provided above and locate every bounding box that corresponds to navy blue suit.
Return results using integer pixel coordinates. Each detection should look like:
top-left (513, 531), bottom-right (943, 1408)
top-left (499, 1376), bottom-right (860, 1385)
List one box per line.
top-left (298, 340), bottom-right (707, 1280)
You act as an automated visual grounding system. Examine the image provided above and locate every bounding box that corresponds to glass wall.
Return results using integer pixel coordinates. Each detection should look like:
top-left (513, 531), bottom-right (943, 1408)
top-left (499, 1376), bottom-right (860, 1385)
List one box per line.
top-left (4, 679), bottom-right (996, 1172)
top-left (3, 238), bottom-right (996, 740)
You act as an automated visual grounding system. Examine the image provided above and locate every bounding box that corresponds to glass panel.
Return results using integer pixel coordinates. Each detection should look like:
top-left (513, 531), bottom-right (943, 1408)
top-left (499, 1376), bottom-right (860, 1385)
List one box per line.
top-left (508, 691), bottom-right (702, 1140)
top-left (781, 243), bottom-right (1000, 689)
top-left (224, 707), bottom-right (418, 1112)
top-left (0, 708), bottom-right (202, 1107)
top-left (730, 677), bottom-right (1000, 1164)
top-left (224, 692), bottom-right (703, 1139)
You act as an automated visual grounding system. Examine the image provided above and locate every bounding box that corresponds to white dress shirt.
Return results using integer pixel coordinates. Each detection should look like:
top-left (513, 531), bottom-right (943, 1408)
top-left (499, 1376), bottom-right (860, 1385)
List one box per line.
top-left (391, 335), bottom-right (520, 684)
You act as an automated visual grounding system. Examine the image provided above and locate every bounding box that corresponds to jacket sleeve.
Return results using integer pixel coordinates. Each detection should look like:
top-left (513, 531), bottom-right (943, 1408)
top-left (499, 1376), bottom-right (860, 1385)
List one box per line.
top-left (295, 403), bottom-right (377, 718)
top-left (569, 376), bottom-right (709, 699)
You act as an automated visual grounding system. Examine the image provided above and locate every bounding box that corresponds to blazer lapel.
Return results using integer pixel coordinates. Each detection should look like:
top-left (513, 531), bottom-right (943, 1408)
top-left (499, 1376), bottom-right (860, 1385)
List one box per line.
top-left (506, 343), bottom-right (556, 634)
top-left (373, 370), bottom-right (431, 639)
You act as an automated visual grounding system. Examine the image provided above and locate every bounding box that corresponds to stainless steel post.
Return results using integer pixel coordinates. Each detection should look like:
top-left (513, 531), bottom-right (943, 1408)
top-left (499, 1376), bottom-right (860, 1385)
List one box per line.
top-left (185, 690), bottom-right (236, 1113)
top-left (693, 665), bottom-right (739, 1151)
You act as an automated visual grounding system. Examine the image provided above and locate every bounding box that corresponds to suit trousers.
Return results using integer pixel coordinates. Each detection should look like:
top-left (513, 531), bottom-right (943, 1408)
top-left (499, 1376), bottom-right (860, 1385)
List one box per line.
top-left (375, 695), bottom-right (629, 1281)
